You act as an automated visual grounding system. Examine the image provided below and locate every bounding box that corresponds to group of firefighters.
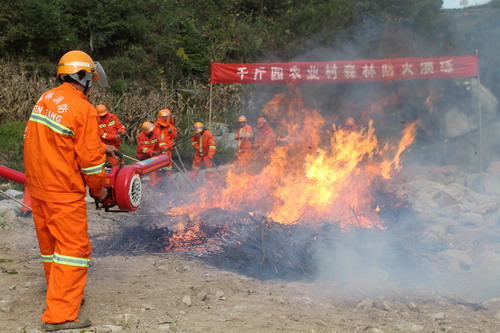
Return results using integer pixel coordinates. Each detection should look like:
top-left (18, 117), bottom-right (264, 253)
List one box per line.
top-left (21, 49), bottom-right (359, 331)
top-left (95, 102), bottom-right (279, 187)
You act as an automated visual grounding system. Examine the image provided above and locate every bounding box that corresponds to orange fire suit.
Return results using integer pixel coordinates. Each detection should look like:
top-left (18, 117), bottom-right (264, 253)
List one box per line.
top-left (24, 82), bottom-right (106, 324)
top-left (98, 112), bottom-right (126, 166)
top-left (154, 119), bottom-right (177, 178)
top-left (235, 124), bottom-right (253, 167)
top-left (136, 128), bottom-right (167, 186)
top-left (190, 129), bottom-right (216, 180)
top-left (254, 122), bottom-right (276, 157)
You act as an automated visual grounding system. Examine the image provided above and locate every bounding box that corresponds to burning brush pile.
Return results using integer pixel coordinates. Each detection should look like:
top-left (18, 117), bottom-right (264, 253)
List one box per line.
top-left (105, 86), bottom-right (419, 279)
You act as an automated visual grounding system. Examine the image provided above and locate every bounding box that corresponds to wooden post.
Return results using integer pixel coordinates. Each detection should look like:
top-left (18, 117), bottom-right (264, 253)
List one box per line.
top-left (476, 50), bottom-right (484, 193)
top-left (209, 82), bottom-right (213, 128)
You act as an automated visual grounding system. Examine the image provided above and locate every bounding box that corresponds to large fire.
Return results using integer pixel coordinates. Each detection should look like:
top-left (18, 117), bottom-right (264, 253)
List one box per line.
top-left (171, 86), bottom-right (417, 233)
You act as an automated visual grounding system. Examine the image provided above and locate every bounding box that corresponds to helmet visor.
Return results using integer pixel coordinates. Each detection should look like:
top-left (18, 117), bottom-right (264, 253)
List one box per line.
top-left (93, 62), bottom-right (108, 87)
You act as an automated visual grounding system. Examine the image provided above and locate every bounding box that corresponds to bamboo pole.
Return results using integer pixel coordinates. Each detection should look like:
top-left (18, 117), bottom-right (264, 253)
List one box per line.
top-left (0, 189), bottom-right (32, 211)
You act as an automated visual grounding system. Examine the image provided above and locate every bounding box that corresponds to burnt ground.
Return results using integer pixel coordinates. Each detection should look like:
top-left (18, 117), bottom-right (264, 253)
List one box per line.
top-left (2, 178), bottom-right (500, 332)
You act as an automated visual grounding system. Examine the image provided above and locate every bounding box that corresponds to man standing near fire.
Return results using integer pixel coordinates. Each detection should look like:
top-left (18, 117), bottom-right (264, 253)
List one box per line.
top-left (24, 50), bottom-right (111, 331)
top-left (234, 115), bottom-right (253, 167)
top-left (254, 116), bottom-right (276, 159)
top-left (154, 109), bottom-right (177, 179)
top-left (190, 122), bottom-right (216, 181)
top-left (136, 121), bottom-right (168, 187)
top-left (96, 104), bottom-right (126, 167)
top-left (342, 117), bottom-right (359, 132)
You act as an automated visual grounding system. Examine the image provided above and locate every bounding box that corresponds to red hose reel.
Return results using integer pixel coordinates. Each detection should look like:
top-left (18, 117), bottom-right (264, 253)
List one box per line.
top-left (0, 154), bottom-right (171, 212)
top-left (98, 154), bottom-right (171, 212)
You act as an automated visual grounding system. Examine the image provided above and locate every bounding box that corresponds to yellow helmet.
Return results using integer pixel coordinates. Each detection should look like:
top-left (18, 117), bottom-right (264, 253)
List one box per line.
top-left (237, 115), bottom-right (247, 122)
top-left (142, 122), bottom-right (155, 134)
top-left (96, 104), bottom-right (108, 116)
top-left (158, 109), bottom-right (171, 117)
top-left (194, 122), bottom-right (204, 133)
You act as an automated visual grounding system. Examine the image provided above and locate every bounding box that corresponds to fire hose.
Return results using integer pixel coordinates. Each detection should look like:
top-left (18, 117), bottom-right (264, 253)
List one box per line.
top-left (0, 154), bottom-right (172, 213)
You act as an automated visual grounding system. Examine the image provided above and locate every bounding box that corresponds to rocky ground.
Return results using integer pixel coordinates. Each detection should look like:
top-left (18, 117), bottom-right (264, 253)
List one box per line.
top-left (2, 165), bottom-right (500, 332)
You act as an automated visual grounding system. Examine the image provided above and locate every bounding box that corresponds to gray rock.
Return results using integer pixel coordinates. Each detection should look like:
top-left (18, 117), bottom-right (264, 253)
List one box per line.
top-left (96, 326), bottom-right (124, 332)
top-left (182, 295), bottom-right (192, 307)
top-left (5, 189), bottom-right (23, 199)
top-left (0, 200), bottom-right (20, 214)
top-left (373, 300), bottom-right (391, 311)
top-left (112, 314), bottom-right (140, 329)
top-left (0, 299), bottom-right (13, 313)
top-left (432, 191), bottom-right (458, 208)
top-left (431, 312), bottom-right (446, 319)
top-left (215, 290), bottom-right (225, 299)
top-left (365, 328), bottom-right (385, 333)
top-left (197, 290), bottom-right (208, 301)
top-left (392, 320), bottom-right (424, 332)
top-left (406, 302), bottom-right (420, 312)
top-left (356, 298), bottom-right (374, 310)
top-left (158, 323), bottom-right (170, 332)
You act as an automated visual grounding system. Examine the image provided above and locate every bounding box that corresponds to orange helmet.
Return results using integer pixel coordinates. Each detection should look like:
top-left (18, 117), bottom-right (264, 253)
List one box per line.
top-left (194, 122), bottom-right (204, 133)
top-left (158, 109), bottom-right (171, 117)
top-left (57, 50), bottom-right (96, 87)
top-left (96, 104), bottom-right (108, 116)
top-left (142, 122), bottom-right (155, 134)
top-left (345, 117), bottom-right (355, 126)
top-left (237, 115), bottom-right (247, 123)
top-left (257, 117), bottom-right (267, 127)
top-left (57, 50), bottom-right (108, 88)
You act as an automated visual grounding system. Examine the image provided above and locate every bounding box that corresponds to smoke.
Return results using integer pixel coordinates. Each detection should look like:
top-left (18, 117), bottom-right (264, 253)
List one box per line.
top-left (228, 3), bottom-right (500, 302)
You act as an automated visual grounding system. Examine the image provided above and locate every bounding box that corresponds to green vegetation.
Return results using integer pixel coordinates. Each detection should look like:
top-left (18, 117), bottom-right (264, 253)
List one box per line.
top-left (1, 0), bottom-right (500, 173)
top-left (0, 121), bottom-right (26, 171)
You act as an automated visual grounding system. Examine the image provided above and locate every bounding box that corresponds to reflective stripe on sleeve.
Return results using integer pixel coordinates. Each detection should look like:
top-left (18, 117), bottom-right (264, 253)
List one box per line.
top-left (41, 254), bottom-right (54, 263)
top-left (159, 142), bottom-right (166, 147)
top-left (102, 133), bottom-right (108, 138)
top-left (191, 141), bottom-right (196, 145)
top-left (209, 146), bottom-right (216, 150)
top-left (142, 148), bottom-right (148, 153)
top-left (99, 124), bottom-right (106, 128)
top-left (53, 252), bottom-right (90, 268)
top-left (29, 113), bottom-right (74, 136)
top-left (192, 166), bottom-right (200, 170)
top-left (81, 162), bottom-right (105, 175)
top-left (108, 120), bottom-right (115, 126)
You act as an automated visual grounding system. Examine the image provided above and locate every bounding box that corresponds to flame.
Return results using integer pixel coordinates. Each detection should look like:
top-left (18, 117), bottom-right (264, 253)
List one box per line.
top-left (172, 86), bottom-right (418, 231)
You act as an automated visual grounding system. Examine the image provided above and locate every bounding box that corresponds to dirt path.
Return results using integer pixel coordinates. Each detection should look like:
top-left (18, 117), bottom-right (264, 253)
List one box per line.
top-left (2, 206), bottom-right (500, 333)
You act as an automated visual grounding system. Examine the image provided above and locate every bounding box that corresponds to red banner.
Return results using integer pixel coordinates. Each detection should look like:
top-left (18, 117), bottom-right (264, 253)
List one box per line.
top-left (211, 56), bottom-right (478, 84)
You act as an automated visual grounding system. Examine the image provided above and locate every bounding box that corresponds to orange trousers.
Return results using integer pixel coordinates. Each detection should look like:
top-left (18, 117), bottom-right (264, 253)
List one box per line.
top-left (190, 153), bottom-right (214, 180)
top-left (31, 197), bottom-right (91, 324)
top-left (236, 148), bottom-right (253, 167)
top-left (149, 150), bottom-right (172, 187)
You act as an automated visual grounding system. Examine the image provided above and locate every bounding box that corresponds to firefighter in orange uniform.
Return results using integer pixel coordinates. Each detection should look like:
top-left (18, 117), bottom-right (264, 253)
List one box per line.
top-left (342, 117), bottom-right (359, 132)
top-left (24, 50), bottom-right (109, 331)
top-left (136, 122), bottom-right (167, 186)
top-left (154, 109), bottom-right (177, 179)
top-left (96, 104), bottom-right (126, 167)
top-left (254, 117), bottom-right (276, 158)
top-left (190, 122), bottom-right (216, 181)
top-left (234, 115), bottom-right (253, 167)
